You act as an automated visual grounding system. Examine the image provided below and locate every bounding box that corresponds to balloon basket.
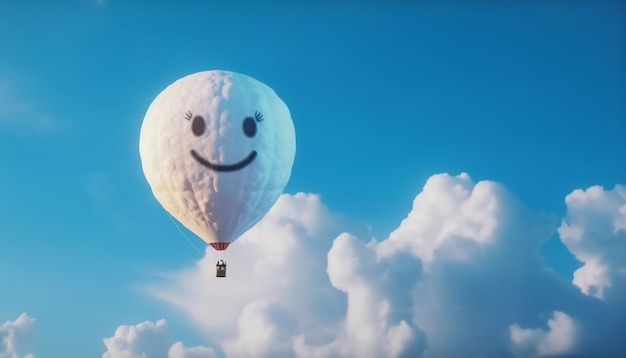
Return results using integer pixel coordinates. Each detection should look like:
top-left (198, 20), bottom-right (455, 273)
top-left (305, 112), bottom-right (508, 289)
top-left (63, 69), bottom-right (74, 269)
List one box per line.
top-left (215, 259), bottom-right (227, 278)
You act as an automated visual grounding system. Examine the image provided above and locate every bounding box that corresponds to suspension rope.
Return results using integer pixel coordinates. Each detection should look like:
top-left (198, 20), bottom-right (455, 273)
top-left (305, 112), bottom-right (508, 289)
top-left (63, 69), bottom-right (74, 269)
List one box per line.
top-left (166, 213), bottom-right (205, 256)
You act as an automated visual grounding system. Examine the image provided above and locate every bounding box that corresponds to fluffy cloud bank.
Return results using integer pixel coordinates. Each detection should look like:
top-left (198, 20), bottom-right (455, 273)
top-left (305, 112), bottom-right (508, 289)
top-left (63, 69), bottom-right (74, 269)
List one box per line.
top-left (0, 313), bottom-right (35, 358)
top-left (120, 173), bottom-right (625, 357)
top-left (558, 184), bottom-right (626, 301)
top-left (102, 319), bottom-right (215, 358)
top-left (509, 310), bottom-right (578, 358)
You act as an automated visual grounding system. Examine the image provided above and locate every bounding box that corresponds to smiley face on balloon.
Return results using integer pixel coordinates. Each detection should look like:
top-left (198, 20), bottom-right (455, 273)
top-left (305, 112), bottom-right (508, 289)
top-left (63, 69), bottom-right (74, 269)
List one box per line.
top-left (186, 108), bottom-right (262, 172)
top-left (139, 70), bottom-right (296, 254)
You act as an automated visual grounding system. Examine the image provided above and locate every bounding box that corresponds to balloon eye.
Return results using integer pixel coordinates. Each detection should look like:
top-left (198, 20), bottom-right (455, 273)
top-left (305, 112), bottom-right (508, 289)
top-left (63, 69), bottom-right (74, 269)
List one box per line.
top-left (191, 116), bottom-right (205, 136)
top-left (243, 116), bottom-right (257, 138)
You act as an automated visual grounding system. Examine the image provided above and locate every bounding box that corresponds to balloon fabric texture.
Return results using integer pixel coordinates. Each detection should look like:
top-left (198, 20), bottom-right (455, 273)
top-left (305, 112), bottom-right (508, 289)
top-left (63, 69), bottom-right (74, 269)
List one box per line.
top-left (139, 70), bottom-right (296, 251)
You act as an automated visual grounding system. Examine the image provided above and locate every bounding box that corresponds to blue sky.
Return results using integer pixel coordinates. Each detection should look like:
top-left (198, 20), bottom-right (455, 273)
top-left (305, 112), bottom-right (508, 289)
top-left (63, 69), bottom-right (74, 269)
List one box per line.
top-left (1, 1), bottom-right (625, 357)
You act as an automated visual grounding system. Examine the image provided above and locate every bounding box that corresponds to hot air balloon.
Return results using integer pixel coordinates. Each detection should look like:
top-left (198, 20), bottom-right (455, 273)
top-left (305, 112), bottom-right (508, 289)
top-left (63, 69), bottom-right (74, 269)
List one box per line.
top-left (139, 70), bottom-right (296, 277)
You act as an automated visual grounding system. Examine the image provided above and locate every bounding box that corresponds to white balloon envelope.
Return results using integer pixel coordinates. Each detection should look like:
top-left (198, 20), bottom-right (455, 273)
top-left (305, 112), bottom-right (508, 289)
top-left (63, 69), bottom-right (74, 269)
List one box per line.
top-left (139, 70), bottom-right (296, 255)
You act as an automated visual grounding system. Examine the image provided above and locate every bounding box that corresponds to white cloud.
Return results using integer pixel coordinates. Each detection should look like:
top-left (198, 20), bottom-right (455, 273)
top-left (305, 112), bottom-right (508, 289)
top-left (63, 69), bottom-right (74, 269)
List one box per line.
top-left (558, 184), bottom-right (626, 301)
top-left (375, 173), bottom-right (509, 266)
top-left (509, 311), bottom-right (578, 357)
top-left (0, 313), bottom-right (35, 358)
top-left (168, 342), bottom-right (215, 358)
top-left (294, 232), bottom-right (424, 358)
top-left (140, 173), bottom-right (625, 357)
top-left (223, 299), bottom-right (297, 357)
top-left (102, 319), bottom-right (214, 358)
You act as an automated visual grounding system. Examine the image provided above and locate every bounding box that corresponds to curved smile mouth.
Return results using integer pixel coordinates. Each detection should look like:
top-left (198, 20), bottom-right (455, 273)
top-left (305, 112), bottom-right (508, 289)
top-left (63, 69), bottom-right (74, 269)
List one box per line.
top-left (190, 150), bottom-right (257, 172)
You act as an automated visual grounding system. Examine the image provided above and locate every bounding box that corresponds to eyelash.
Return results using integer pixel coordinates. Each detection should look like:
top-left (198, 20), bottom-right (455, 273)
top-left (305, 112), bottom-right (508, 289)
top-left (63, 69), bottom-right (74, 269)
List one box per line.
top-left (184, 111), bottom-right (193, 121)
top-left (254, 111), bottom-right (264, 122)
